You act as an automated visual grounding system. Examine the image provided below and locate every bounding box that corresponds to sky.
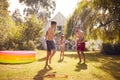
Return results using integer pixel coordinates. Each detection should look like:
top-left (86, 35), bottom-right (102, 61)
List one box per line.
top-left (52, 0), bottom-right (81, 18)
top-left (8, 0), bottom-right (25, 15)
top-left (8, 0), bottom-right (81, 18)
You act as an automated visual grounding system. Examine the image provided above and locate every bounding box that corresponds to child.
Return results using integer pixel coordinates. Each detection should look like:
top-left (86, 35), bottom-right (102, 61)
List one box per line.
top-left (59, 35), bottom-right (65, 61)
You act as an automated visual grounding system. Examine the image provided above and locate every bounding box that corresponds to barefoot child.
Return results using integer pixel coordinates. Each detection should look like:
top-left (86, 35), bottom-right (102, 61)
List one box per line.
top-left (45, 21), bottom-right (57, 68)
top-left (75, 27), bottom-right (86, 63)
top-left (59, 35), bottom-right (65, 60)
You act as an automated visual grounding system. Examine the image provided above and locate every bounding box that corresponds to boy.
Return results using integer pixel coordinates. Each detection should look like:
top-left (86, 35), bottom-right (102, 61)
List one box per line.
top-left (45, 21), bottom-right (57, 68)
top-left (75, 27), bottom-right (86, 63)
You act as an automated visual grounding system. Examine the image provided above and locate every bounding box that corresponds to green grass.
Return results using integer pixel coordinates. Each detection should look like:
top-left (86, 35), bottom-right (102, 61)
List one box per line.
top-left (0, 50), bottom-right (120, 80)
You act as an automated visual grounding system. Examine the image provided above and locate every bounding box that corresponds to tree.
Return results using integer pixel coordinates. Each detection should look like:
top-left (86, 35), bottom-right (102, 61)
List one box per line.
top-left (15, 14), bottom-right (44, 50)
top-left (0, 0), bottom-right (53, 50)
top-left (19, 0), bottom-right (56, 19)
top-left (23, 14), bottom-right (43, 41)
top-left (0, 0), bottom-right (9, 46)
top-left (66, 0), bottom-right (120, 54)
top-left (66, 0), bottom-right (120, 43)
top-left (0, 0), bottom-right (22, 50)
top-left (12, 9), bottom-right (22, 23)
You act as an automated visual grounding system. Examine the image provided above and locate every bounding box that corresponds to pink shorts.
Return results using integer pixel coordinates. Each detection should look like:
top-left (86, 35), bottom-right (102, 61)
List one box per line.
top-left (77, 42), bottom-right (85, 51)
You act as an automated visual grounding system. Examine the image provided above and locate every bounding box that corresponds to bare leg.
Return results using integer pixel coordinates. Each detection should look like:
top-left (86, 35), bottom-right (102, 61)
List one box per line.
top-left (60, 50), bottom-right (62, 60)
top-left (81, 51), bottom-right (86, 63)
top-left (60, 47), bottom-right (64, 60)
top-left (77, 51), bottom-right (81, 63)
top-left (60, 47), bottom-right (62, 60)
top-left (49, 49), bottom-right (56, 64)
top-left (62, 48), bottom-right (64, 60)
top-left (45, 50), bottom-right (51, 68)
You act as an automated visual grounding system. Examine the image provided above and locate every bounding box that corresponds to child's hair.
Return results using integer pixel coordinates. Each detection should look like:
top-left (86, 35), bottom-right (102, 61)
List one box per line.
top-left (51, 21), bottom-right (57, 25)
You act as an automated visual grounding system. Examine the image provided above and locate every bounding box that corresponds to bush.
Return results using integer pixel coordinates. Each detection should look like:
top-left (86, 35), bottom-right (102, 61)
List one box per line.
top-left (0, 15), bottom-right (44, 50)
top-left (0, 40), bottom-right (15, 50)
top-left (114, 43), bottom-right (120, 54)
top-left (0, 40), bottom-right (37, 50)
top-left (102, 43), bottom-right (120, 55)
top-left (21, 40), bottom-right (36, 50)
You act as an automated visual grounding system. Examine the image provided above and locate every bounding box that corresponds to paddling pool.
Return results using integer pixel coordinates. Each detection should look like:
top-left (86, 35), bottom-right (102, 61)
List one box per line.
top-left (0, 51), bottom-right (36, 63)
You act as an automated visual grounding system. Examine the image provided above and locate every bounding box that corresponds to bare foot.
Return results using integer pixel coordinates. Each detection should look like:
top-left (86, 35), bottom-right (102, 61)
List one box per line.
top-left (44, 65), bottom-right (47, 69)
top-left (62, 57), bottom-right (64, 61)
top-left (83, 59), bottom-right (86, 64)
top-left (48, 65), bottom-right (52, 70)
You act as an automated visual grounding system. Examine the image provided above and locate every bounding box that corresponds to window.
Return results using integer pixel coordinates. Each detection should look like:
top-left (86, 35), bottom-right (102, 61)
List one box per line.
top-left (57, 26), bottom-right (62, 31)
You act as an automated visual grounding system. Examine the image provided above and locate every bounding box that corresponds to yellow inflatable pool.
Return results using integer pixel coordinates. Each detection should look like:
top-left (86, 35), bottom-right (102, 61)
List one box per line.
top-left (0, 51), bottom-right (36, 63)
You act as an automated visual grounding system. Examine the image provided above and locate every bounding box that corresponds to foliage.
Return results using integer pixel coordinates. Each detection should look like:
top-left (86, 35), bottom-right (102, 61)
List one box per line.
top-left (22, 14), bottom-right (43, 41)
top-left (66, 0), bottom-right (120, 41)
top-left (0, 0), bottom-right (9, 44)
top-left (0, 0), bottom-right (21, 49)
top-left (66, 0), bottom-right (120, 54)
top-left (19, 0), bottom-right (56, 19)
top-left (102, 43), bottom-right (120, 55)
top-left (21, 40), bottom-right (36, 50)
top-left (12, 9), bottom-right (22, 23)
top-left (0, 0), bottom-right (46, 50)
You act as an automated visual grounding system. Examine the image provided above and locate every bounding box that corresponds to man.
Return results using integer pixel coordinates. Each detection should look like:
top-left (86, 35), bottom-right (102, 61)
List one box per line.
top-left (75, 27), bottom-right (86, 63)
top-left (45, 21), bottom-right (57, 68)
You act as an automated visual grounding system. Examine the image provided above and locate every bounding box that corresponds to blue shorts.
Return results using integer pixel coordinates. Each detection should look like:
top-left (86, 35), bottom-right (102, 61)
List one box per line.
top-left (46, 40), bottom-right (55, 52)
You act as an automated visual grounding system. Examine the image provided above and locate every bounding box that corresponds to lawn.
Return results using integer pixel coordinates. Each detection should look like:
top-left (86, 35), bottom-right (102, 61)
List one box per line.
top-left (0, 50), bottom-right (120, 80)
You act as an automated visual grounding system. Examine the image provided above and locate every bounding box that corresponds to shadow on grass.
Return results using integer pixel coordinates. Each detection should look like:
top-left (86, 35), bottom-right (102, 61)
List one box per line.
top-left (75, 63), bottom-right (88, 72)
top-left (33, 65), bottom-right (52, 80)
top-left (0, 62), bottom-right (34, 65)
top-left (58, 59), bottom-right (64, 63)
top-left (64, 52), bottom-right (120, 62)
top-left (37, 57), bottom-right (46, 62)
top-left (65, 52), bottom-right (120, 79)
top-left (99, 61), bottom-right (120, 79)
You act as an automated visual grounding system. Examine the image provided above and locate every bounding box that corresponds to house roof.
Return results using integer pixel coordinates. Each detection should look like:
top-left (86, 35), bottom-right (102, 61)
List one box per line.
top-left (51, 12), bottom-right (66, 26)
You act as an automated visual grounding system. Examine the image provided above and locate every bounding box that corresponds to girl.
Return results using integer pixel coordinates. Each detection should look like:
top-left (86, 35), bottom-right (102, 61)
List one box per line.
top-left (59, 35), bottom-right (65, 61)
